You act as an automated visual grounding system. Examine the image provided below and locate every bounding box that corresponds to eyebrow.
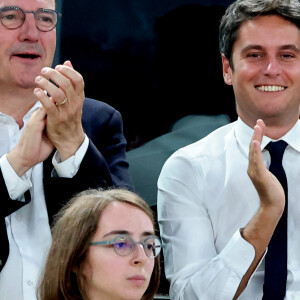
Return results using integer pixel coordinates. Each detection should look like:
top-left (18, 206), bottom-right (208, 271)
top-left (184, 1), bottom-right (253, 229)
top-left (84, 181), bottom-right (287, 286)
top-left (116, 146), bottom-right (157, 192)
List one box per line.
top-left (281, 44), bottom-right (300, 52)
top-left (241, 44), bottom-right (300, 54)
top-left (103, 230), bottom-right (155, 238)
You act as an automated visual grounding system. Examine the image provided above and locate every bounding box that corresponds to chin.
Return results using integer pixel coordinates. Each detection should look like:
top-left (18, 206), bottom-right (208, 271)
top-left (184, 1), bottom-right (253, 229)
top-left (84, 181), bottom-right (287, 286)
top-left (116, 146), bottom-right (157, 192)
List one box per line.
top-left (16, 78), bottom-right (37, 89)
top-left (13, 68), bottom-right (41, 89)
top-left (124, 288), bottom-right (147, 300)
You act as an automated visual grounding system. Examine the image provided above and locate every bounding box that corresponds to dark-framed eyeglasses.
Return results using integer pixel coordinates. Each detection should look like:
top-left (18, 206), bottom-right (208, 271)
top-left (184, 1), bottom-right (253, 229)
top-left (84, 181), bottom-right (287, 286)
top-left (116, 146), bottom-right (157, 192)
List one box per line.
top-left (0, 6), bottom-right (60, 32)
top-left (90, 234), bottom-right (162, 258)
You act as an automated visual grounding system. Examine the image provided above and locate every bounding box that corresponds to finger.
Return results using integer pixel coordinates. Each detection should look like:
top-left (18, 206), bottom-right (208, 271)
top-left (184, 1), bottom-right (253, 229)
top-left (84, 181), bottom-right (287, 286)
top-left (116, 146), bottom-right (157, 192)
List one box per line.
top-left (54, 64), bottom-right (84, 95)
top-left (35, 73), bottom-right (67, 104)
top-left (28, 107), bottom-right (47, 126)
top-left (35, 106), bottom-right (47, 119)
top-left (248, 120), bottom-right (266, 182)
top-left (39, 67), bottom-right (73, 96)
top-left (63, 60), bottom-right (73, 68)
top-left (249, 140), bottom-right (263, 169)
top-left (251, 119), bottom-right (265, 146)
top-left (34, 87), bottom-right (57, 110)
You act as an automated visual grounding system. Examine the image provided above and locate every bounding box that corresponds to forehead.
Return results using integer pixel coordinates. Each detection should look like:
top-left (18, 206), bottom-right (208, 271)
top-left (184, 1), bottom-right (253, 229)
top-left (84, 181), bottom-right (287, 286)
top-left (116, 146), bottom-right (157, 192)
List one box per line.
top-left (0, 0), bottom-right (55, 9)
top-left (97, 201), bottom-right (153, 236)
top-left (233, 15), bottom-right (300, 53)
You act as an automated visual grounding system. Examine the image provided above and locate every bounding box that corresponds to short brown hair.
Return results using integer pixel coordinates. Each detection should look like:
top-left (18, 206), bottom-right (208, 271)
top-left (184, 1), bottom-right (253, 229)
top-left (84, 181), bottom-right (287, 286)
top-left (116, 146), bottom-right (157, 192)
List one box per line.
top-left (219, 0), bottom-right (300, 68)
top-left (38, 188), bottom-right (161, 300)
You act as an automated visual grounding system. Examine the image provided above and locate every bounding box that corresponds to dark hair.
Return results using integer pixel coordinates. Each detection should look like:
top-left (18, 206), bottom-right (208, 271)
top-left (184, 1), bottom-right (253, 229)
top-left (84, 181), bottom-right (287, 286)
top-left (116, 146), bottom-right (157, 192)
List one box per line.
top-left (219, 0), bottom-right (300, 67)
top-left (38, 188), bottom-right (161, 300)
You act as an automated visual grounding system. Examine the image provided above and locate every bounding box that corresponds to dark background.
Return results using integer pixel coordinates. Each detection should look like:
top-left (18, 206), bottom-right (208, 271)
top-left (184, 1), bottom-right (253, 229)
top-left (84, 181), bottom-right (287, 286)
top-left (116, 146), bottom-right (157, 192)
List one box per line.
top-left (57, 1), bottom-right (237, 295)
top-left (58, 0), bottom-right (237, 150)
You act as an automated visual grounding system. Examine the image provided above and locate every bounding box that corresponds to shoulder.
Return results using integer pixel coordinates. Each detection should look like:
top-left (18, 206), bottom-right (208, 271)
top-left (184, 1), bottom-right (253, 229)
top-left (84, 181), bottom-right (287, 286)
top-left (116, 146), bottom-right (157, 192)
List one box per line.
top-left (177, 122), bottom-right (235, 158)
top-left (83, 97), bottom-right (119, 115)
top-left (82, 98), bottom-right (122, 124)
top-left (160, 122), bottom-right (236, 174)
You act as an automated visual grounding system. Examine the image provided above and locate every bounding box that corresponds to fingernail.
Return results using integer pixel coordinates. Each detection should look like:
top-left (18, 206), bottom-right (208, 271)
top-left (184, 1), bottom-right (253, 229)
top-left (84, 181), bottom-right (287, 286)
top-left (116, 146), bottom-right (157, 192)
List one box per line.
top-left (34, 88), bottom-right (41, 96)
top-left (35, 76), bottom-right (42, 82)
top-left (41, 68), bottom-right (47, 74)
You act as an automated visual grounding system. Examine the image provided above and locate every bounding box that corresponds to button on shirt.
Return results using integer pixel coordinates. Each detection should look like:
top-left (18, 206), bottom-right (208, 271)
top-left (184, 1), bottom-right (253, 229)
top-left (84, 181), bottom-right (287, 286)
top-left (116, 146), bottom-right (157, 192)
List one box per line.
top-left (157, 118), bottom-right (300, 300)
top-left (0, 102), bottom-right (89, 300)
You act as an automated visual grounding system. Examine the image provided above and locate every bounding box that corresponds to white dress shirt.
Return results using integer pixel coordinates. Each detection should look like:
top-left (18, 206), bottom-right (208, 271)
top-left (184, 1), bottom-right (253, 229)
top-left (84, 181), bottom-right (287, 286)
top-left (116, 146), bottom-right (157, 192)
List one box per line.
top-left (157, 118), bottom-right (300, 300)
top-left (0, 102), bottom-right (89, 300)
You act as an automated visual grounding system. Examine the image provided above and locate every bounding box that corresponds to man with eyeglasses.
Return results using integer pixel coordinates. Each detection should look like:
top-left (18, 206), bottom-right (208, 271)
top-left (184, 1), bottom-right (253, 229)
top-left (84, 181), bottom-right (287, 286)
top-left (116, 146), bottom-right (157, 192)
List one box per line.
top-left (0, 0), bottom-right (133, 299)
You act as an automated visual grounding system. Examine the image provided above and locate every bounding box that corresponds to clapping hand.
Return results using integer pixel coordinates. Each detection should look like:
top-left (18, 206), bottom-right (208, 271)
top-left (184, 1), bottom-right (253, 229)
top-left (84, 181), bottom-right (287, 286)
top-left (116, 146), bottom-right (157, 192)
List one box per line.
top-left (34, 60), bottom-right (85, 161)
top-left (247, 119), bottom-right (285, 215)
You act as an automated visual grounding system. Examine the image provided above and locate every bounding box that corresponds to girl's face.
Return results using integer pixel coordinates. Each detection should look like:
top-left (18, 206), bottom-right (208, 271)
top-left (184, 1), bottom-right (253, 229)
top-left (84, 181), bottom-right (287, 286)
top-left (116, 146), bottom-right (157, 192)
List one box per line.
top-left (82, 201), bottom-right (155, 300)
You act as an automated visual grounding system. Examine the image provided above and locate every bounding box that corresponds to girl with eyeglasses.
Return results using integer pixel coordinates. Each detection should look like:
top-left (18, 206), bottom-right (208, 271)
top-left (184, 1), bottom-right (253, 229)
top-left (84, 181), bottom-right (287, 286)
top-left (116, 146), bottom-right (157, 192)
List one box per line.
top-left (38, 188), bottom-right (161, 300)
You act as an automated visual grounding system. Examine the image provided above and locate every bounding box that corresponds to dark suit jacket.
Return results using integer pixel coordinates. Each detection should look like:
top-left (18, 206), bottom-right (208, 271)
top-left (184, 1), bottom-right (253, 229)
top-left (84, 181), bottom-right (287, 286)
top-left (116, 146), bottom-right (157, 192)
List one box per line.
top-left (0, 97), bottom-right (133, 272)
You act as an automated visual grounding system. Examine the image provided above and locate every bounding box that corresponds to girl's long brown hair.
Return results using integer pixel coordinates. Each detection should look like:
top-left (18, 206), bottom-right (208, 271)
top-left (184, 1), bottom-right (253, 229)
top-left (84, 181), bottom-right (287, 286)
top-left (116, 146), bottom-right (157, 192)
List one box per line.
top-left (38, 188), bottom-right (160, 300)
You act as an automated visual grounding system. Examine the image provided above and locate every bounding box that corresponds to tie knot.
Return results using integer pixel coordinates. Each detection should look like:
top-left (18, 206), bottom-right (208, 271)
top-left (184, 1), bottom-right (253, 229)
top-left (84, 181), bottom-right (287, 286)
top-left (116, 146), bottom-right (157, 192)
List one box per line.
top-left (265, 140), bottom-right (288, 162)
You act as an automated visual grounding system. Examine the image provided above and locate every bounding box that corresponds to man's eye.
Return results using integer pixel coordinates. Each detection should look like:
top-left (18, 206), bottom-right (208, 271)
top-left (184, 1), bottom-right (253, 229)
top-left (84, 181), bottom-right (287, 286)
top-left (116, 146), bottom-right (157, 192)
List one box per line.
top-left (38, 14), bottom-right (54, 24)
top-left (282, 53), bottom-right (294, 59)
top-left (247, 53), bottom-right (261, 58)
top-left (2, 13), bottom-right (18, 20)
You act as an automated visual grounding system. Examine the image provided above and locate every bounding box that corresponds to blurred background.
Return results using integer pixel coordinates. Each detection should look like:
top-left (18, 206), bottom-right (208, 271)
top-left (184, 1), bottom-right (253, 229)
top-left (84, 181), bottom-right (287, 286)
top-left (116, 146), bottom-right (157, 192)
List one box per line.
top-left (54, 1), bottom-right (238, 296)
top-left (55, 0), bottom-right (237, 150)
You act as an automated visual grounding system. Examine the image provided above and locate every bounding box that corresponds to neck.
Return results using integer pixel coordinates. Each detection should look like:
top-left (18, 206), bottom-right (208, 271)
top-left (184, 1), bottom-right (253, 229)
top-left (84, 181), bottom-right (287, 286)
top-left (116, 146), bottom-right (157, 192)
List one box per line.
top-left (242, 115), bottom-right (299, 140)
top-left (0, 86), bottom-right (38, 128)
top-left (263, 121), bottom-right (296, 140)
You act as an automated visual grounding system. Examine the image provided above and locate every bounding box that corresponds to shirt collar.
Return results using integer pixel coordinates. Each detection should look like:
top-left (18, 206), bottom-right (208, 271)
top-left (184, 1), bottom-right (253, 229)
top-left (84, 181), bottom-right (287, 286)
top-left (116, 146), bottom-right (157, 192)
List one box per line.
top-left (0, 101), bottom-right (42, 123)
top-left (234, 117), bottom-right (300, 157)
top-left (23, 101), bottom-right (42, 121)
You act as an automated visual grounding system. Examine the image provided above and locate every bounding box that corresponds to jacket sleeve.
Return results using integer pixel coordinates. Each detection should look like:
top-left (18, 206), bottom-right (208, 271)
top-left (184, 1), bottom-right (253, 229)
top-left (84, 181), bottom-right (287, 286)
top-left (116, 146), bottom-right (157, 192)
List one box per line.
top-left (43, 99), bottom-right (133, 224)
top-left (0, 171), bottom-right (30, 272)
top-left (0, 170), bottom-right (31, 217)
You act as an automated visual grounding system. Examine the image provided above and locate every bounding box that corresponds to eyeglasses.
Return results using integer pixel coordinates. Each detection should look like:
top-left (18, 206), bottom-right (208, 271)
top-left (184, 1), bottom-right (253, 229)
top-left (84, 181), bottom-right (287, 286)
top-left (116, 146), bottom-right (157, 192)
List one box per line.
top-left (90, 234), bottom-right (162, 258)
top-left (0, 6), bottom-right (60, 32)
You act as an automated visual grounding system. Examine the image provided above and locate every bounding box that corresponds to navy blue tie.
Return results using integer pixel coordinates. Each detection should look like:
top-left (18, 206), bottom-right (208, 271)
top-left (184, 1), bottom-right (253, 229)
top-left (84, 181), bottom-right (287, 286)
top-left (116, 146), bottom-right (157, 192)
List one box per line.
top-left (263, 140), bottom-right (288, 300)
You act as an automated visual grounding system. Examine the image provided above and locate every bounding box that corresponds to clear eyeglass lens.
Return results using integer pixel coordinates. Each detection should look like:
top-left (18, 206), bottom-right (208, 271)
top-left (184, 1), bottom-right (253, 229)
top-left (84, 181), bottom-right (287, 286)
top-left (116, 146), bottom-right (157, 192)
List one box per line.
top-left (0, 7), bottom-right (57, 31)
top-left (143, 237), bottom-right (161, 258)
top-left (36, 10), bottom-right (57, 30)
top-left (114, 235), bottom-right (133, 256)
top-left (0, 8), bottom-right (24, 29)
top-left (113, 235), bottom-right (161, 257)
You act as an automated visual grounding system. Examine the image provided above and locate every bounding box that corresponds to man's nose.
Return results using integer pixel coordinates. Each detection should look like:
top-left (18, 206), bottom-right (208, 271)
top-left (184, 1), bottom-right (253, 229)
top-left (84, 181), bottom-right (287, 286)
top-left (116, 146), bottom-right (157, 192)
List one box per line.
top-left (264, 56), bottom-right (282, 77)
top-left (18, 13), bottom-right (39, 42)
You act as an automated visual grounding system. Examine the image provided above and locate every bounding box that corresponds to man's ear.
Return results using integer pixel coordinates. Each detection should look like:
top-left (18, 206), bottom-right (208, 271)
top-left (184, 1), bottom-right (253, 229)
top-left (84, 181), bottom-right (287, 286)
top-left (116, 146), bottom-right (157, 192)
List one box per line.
top-left (222, 54), bottom-right (233, 86)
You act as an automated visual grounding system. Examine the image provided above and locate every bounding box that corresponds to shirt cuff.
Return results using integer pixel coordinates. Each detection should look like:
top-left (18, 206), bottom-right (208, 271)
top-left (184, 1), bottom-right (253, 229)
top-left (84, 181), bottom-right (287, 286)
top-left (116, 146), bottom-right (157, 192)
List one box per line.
top-left (0, 154), bottom-right (32, 200)
top-left (218, 229), bottom-right (256, 278)
top-left (52, 134), bottom-right (89, 178)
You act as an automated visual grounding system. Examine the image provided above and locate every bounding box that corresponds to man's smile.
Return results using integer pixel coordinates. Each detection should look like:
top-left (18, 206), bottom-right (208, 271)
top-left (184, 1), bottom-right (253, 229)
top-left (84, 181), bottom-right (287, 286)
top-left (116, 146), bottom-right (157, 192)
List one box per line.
top-left (255, 85), bottom-right (286, 92)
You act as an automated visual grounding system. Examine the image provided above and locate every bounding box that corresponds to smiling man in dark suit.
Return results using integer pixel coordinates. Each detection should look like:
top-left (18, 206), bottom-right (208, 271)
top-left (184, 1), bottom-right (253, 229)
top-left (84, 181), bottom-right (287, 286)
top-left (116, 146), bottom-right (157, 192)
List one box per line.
top-left (0, 0), bottom-right (132, 299)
